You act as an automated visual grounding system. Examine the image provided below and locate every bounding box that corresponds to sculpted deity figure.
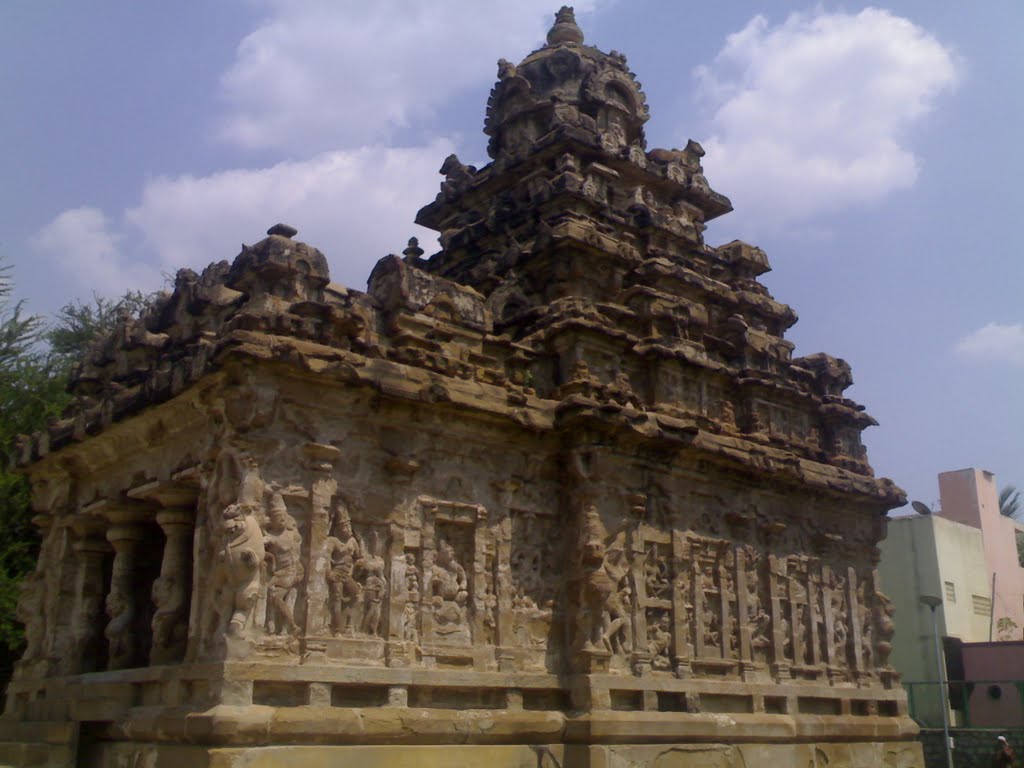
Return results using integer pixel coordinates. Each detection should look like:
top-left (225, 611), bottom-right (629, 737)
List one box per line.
top-left (209, 502), bottom-right (265, 639)
top-left (325, 502), bottom-right (363, 637)
top-left (874, 591), bottom-right (896, 667)
top-left (429, 538), bottom-right (471, 641)
top-left (701, 563), bottom-right (716, 593)
top-left (357, 531), bottom-right (387, 637)
top-left (104, 590), bottom-right (135, 669)
top-left (578, 506), bottom-right (633, 655)
top-left (781, 613), bottom-right (792, 660)
top-left (643, 546), bottom-right (671, 599)
top-left (405, 552), bottom-right (421, 603)
top-left (600, 112), bottom-right (628, 152)
top-left (402, 601), bottom-right (419, 644)
top-left (263, 493), bottom-right (304, 636)
top-left (704, 611), bottom-right (721, 649)
top-left (796, 604), bottom-right (812, 664)
top-left (648, 613), bottom-right (672, 670)
top-left (151, 573), bottom-right (188, 659)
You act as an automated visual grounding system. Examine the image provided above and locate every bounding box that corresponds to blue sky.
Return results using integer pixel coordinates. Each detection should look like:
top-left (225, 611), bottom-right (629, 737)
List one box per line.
top-left (2, 2), bottom-right (1021, 511)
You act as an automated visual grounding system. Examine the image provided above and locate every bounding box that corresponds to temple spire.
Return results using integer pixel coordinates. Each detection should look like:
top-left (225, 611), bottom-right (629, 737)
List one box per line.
top-left (546, 6), bottom-right (584, 46)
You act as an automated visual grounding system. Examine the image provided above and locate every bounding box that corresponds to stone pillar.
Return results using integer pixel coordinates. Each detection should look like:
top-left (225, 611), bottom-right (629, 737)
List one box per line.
top-left (716, 555), bottom-right (729, 661)
top-left (822, 565), bottom-right (838, 669)
top-left (471, 504), bottom-right (491, 647)
top-left (150, 508), bottom-right (194, 665)
top-left (670, 531), bottom-right (693, 677)
top-left (493, 514), bottom-right (513, 650)
top-left (69, 522), bottom-right (111, 674)
top-left (693, 557), bottom-right (707, 658)
top-left (737, 548), bottom-right (752, 662)
top-left (105, 521), bottom-right (146, 670)
top-left (768, 554), bottom-right (791, 680)
top-left (847, 565), bottom-right (862, 673)
top-left (303, 443), bottom-right (340, 646)
top-left (808, 563), bottom-right (824, 667)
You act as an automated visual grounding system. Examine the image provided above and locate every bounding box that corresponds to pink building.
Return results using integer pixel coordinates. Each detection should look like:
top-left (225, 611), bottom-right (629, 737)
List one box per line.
top-left (878, 468), bottom-right (1024, 728)
top-left (938, 468), bottom-right (1024, 637)
top-left (961, 641), bottom-right (1024, 727)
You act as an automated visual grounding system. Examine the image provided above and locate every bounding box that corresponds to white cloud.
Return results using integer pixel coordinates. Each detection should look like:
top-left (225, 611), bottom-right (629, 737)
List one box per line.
top-left (33, 141), bottom-right (455, 296)
top-left (30, 3), bottom-right (619, 299)
top-left (695, 8), bottom-right (959, 235)
top-left (955, 323), bottom-right (1024, 366)
top-left (218, 1), bottom-right (599, 153)
top-left (30, 207), bottom-right (162, 299)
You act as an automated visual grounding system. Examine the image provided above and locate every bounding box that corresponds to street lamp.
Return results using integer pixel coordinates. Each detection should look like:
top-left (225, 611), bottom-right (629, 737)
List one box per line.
top-left (919, 594), bottom-right (953, 768)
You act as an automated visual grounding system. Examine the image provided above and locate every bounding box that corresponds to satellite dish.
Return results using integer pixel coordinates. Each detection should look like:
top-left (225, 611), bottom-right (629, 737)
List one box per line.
top-left (911, 500), bottom-right (932, 516)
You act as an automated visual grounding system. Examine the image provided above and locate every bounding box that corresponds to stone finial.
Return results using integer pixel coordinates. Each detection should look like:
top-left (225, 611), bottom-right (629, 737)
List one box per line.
top-left (267, 223), bottom-right (298, 238)
top-left (547, 6), bottom-right (584, 46)
top-left (403, 237), bottom-right (425, 262)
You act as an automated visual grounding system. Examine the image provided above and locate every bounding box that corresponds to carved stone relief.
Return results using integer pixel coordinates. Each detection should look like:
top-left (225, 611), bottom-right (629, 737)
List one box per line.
top-left (263, 493), bottom-right (304, 637)
top-left (206, 502), bottom-right (264, 643)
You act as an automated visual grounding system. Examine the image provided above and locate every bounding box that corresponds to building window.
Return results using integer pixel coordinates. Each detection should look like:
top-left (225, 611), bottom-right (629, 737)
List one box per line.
top-left (972, 595), bottom-right (991, 616)
top-left (944, 582), bottom-right (956, 603)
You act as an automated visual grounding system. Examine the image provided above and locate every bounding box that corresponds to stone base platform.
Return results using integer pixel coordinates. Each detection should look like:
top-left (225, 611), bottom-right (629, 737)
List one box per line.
top-left (0, 709), bottom-right (925, 768)
top-left (0, 739), bottom-right (925, 768)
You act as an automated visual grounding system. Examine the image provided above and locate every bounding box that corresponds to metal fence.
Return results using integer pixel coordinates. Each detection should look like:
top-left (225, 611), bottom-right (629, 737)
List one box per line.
top-left (904, 679), bottom-right (1024, 729)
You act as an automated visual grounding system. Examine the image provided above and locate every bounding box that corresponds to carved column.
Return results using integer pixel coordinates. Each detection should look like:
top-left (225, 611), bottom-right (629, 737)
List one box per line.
top-left (628, 522), bottom-right (649, 673)
top-left (807, 561), bottom-right (824, 667)
top-left (105, 520), bottom-right (147, 670)
top-left (693, 553), bottom-right (707, 659)
top-left (847, 565), bottom-right (862, 673)
top-left (670, 530), bottom-right (692, 678)
top-left (150, 508), bottom-right (194, 665)
top-left (69, 519), bottom-right (111, 674)
top-left (788, 559), bottom-right (806, 668)
top-left (821, 565), bottom-right (838, 670)
top-left (493, 514), bottom-right (513, 652)
top-left (737, 547), bottom-right (752, 662)
top-left (768, 554), bottom-right (791, 680)
top-left (303, 443), bottom-right (340, 647)
top-left (471, 504), bottom-right (492, 647)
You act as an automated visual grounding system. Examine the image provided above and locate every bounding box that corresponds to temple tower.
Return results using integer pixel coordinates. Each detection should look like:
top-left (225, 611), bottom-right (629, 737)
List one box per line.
top-left (1, 8), bottom-right (921, 767)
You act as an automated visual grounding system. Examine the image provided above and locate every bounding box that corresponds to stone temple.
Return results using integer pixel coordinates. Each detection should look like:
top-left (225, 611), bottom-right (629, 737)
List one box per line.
top-left (2, 8), bottom-right (922, 767)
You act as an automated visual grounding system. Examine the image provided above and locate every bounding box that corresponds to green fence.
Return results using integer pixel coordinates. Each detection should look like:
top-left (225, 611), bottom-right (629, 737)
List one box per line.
top-left (904, 679), bottom-right (1024, 729)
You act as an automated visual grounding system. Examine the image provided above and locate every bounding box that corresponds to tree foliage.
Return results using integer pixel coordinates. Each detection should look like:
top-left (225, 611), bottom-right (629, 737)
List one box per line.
top-left (999, 485), bottom-right (1021, 521)
top-left (0, 259), bottom-right (154, 689)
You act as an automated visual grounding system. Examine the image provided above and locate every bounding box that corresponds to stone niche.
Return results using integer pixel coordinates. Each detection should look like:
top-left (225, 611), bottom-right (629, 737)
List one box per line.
top-left (1, 8), bottom-right (921, 768)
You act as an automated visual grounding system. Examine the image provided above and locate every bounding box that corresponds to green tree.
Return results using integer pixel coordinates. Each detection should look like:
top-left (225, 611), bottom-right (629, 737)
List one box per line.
top-left (0, 262), bottom-right (67, 679)
top-left (999, 485), bottom-right (1021, 521)
top-left (0, 261), bottom-right (154, 691)
top-left (47, 291), bottom-right (153, 362)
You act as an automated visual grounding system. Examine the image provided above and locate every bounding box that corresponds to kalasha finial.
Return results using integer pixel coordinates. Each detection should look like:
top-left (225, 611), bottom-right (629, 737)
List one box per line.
top-left (547, 6), bottom-right (584, 46)
top-left (403, 237), bottom-right (424, 263)
top-left (267, 223), bottom-right (297, 238)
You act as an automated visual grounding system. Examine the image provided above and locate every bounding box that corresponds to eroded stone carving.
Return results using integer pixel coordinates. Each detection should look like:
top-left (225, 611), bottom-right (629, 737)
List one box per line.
top-left (358, 532), bottom-right (388, 637)
top-left (150, 574), bottom-right (187, 661)
top-left (325, 502), bottom-right (363, 637)
top-left (263, 493), bottom-right (303, 636)
top-left (15, 573), bottom-right (46, 662)
top-left (427, 537), bottom-right (471, 644)
top-left (208, 503), bottom-right (265, 640)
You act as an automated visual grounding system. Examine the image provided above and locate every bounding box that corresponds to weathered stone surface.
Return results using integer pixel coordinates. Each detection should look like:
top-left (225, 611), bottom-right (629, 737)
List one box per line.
top-left (2, 7), bottom-right (918, 767)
